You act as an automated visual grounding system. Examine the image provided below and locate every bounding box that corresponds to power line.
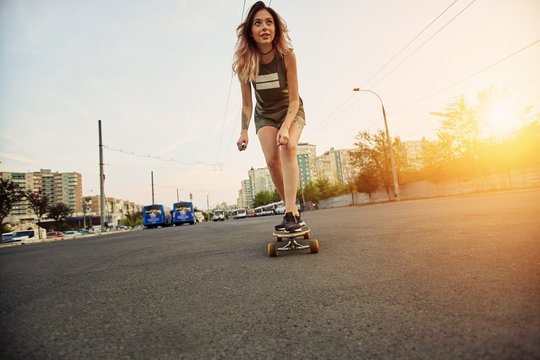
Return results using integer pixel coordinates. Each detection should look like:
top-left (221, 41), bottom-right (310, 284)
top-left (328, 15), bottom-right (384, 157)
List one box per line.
top-left (103, 145), bottom-right (221, 167)
top-left (303, 0), bottom-right (463, 143)
top-left (370, 0), bottom-right (477, 90)
top-left (389, 39), bottom-right (540, 114)
top-left (359, 0), bottom-right (459, 90)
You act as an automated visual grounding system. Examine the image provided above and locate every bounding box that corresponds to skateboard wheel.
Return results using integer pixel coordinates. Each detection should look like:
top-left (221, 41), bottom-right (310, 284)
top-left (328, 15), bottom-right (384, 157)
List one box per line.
top-left (304, 232), bottom-right (310, 239)
top-left (268, 243), bottom-right (278, 257)
top-left (309, 239), bottom-right (319, 254)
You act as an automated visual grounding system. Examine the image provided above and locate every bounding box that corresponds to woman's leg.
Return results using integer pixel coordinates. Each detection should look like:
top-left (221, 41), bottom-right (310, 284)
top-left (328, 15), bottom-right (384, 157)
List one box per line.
top-left (280, 120), bottom-right (304, 216)
top-left (257, 126), bottom-right (285, 200)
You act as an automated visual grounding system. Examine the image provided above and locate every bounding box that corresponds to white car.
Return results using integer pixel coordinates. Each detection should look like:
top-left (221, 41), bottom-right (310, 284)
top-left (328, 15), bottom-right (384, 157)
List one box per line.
top-left (10, 230), bottom-right (36, 242)
top-left (63, 231), bottom-right (81, 237)
top-left (212, 210), bottom-right (225, 222)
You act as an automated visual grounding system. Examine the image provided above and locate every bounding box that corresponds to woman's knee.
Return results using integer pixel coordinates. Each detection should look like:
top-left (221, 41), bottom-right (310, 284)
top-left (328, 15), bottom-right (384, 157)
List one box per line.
top-left (266, 155), bottom-right (282, 171)
top-left (281, 142), bottom-right (297, 161)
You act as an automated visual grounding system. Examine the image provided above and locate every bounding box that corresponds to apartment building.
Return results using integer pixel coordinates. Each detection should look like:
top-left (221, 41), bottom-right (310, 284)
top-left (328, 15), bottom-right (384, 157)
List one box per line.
top-left (297, 143), bottom-right (317, 188)
top-left (1, 169), bottom-right (83, 220)
top-left (83, 195), bottom-right (142, 216)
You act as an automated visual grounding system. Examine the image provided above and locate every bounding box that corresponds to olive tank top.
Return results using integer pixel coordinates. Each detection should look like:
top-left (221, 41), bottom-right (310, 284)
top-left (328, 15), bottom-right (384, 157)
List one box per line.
top-left (251, 53), bottom-right (305, 131)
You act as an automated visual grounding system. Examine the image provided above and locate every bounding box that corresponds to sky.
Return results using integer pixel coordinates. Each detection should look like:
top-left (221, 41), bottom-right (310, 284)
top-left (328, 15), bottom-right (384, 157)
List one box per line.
top-left (1, 0), bottom-right (539, 210)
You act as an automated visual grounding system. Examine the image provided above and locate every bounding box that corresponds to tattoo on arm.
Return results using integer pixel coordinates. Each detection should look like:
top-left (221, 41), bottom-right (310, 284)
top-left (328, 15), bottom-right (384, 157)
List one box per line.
top-left (241, 113), bottom-right (249, 130)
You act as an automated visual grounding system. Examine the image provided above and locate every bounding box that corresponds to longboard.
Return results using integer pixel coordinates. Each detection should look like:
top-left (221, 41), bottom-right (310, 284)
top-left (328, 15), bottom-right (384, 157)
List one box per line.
top-left (268, 226), bottom-right (319, 257)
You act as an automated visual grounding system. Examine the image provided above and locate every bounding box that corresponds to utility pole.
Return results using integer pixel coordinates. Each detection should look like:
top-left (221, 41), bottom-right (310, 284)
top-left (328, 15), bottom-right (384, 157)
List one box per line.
top-left (151, 171), bottom-right (155, 204)
top-left (353, 88), bottom-right (400, 200)
top-left (177, 188), bottom-right (179, 202)
top-left (98, 120), bottom-right (106, 232)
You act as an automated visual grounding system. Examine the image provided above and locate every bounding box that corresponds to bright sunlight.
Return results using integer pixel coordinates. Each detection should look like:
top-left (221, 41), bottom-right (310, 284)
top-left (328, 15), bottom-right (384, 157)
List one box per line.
top-left (481, 98), bottom-right (522, 139)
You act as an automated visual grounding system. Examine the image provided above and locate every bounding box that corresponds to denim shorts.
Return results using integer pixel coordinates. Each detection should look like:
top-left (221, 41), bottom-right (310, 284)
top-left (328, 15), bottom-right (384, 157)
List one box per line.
top-left (255, 115), bottom-right (306, 133)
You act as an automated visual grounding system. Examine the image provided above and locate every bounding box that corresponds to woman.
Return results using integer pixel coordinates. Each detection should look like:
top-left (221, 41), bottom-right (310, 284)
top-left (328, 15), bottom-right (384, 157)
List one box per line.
top-left (233, 1), bottom-right (306, 232)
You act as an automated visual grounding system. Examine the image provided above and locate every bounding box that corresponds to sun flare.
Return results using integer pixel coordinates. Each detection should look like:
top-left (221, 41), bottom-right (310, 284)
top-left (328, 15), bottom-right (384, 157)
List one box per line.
top-left (481, 99), bottom-right (522, 139)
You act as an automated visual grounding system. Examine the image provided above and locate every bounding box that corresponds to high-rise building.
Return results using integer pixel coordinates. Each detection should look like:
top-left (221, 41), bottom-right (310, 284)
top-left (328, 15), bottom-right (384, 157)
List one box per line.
top-left (237, 179), bottom-right (252, 208)
top-left (0, 169), bottom-right (83, 220)
top-left (297, 143), bottom-right (317, 188)
top-left (315, 148), bottom-right (357, 186)
top-left (248, 167), bottom-right (275, 196)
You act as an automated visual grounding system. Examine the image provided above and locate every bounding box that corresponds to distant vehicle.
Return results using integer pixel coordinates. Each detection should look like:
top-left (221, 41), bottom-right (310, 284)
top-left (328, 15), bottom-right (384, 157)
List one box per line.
top-left (194, 211), bottom-right (204, 223)
top-left (247, 208), bottom-right (256, 217)
top-left (212, 210), bottom-right (225, 222)
top-left (172, 201), bottom-right (195, 225)
top-left (1, 232), bottom-right (14, 242)
top-left (254, 206), bottom-right (265, 217)
top-left (143, 204), bottom-right (172, 228)
top-left (232, 208), bottom-right (247, 219)
top-left (11, 230), bottom-right (36, 242)
top-left (63, 231), bottom-right (80, 237)
top-left (263, 203), bottom-right (278, 216)
top-left (47, 231), bottom-right (65, 238)
top-left (274, 201), bottom-right (286, 214)
top-left (78, 229), bottom-right (94, 235)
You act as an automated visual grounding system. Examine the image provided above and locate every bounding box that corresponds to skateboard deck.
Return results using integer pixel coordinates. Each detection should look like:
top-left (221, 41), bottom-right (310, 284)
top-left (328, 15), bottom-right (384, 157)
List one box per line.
top-left (268, 226), bottom-right (319, 257)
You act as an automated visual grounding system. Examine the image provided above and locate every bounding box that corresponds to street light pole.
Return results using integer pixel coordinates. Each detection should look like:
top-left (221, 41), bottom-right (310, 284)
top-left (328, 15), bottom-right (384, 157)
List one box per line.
top-left (353, 88), bottom-right (400, 200)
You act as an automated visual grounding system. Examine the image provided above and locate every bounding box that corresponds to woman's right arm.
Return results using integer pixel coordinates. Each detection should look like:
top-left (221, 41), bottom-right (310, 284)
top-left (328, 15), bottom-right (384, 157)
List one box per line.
top-left (237, 80), bottom-right (252, 151)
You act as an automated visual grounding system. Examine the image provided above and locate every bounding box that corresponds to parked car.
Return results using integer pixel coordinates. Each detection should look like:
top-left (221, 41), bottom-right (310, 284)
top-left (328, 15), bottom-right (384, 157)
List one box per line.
top-left (10, 230), bottom-right (36, 242)
top-left (2, 232), bottom-right (14, 242)
top-left (78, 229), bottom-right (93, 235)
top-left (63, 231), bottom-right (80, 237)
top-left (47, 231), bottom-right (65, 238)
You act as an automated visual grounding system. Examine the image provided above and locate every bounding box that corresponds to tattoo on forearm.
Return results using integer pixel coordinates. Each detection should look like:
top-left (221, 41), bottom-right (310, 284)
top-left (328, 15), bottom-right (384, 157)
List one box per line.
top-left (242, 113), bottom-right (249, 130)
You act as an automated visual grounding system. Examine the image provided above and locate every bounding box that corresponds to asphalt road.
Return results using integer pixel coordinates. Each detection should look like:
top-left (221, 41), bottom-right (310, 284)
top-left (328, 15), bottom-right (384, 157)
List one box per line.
top-left (1, 190), bottom-right (539, 359)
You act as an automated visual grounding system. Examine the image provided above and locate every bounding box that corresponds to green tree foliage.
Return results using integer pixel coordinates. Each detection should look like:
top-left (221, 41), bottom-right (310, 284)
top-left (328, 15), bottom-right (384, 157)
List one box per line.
top-left (0, 178), bottom-right (25, 224)
top-left (26, 189), bottom-right (49, 222)
top-left (271, 189), bottom-right (281, 202)
top-left (48, 202), bottom-right (72, 222)
top-left (350, 130), bottom-right (398, 199)
top-left (355, 169), bottom-right (379, 198)
top-left (420, 89), bottom-right (539, 184)
top-left (124, 211), bottom-right (143, 227)
top-left (253, 191), bottom-right (273, 207)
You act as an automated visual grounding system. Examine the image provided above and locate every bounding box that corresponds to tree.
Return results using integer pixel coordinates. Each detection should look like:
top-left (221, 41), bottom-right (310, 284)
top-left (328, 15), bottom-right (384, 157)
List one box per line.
top-left (124, 211), bottom-right (143, 227)
top-left (355, 168), bottom-right (379, 199)
top-left (253, 191), bottom-right (273, 207)
top-left (0, 178), bottom-right (24, 225)
top-left (271, 189), bottom-right (281, 202)
top-left (25, 189), bottom-right (49, 239)
top-left (351, 130), bottom-right (395, 199)
top-left (26, 189), bottom-right (49, 221)
top-left (48, 203), bottom-right (72, 222)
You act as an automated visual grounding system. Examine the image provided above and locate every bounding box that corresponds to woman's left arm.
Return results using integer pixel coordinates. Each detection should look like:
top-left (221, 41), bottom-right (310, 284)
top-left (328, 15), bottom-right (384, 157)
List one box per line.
top-left (276, 50), bottom-right (300, 146)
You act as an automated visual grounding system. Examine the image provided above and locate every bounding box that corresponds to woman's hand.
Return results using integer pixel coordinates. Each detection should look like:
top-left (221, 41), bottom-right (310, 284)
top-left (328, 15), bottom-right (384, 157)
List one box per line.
top-left (276, 127), bottom-right (290, 146)
top-left (237, 132), bottom-right (249, 151)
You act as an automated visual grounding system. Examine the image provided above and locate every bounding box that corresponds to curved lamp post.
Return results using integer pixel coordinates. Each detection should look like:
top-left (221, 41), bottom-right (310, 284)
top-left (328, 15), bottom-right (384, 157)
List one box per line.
top-left (353, 88), bottom-right (400, 200)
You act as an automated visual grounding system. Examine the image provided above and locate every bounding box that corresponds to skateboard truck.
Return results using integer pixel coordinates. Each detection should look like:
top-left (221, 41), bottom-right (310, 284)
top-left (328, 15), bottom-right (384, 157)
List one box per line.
top-left (268, 227), bottom-right (319, 257)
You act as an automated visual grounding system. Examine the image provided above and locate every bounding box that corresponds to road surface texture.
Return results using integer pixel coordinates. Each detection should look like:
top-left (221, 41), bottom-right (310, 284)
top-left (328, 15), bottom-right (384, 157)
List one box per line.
top-left (1, 190), bottom-right (539, 359)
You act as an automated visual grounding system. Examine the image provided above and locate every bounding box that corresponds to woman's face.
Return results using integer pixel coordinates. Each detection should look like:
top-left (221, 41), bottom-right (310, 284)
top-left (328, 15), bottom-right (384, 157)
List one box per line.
top-left (251, 9), bottom-right (275, 46)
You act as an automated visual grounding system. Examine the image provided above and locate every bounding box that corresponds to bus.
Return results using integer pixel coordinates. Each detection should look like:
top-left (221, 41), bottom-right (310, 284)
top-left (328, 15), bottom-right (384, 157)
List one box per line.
top-left (254, 206), bottom-right (265, 216)
top-left (143, 204), bottom-right (172, 228)
top-left (172, 201), bottom-right (195, 225)
top-left (263, 203), bottom-right (277, 215)
top-left (212, 210), bottom-right (225, 222)
top-left (232, 208), bottom-right (247, 219)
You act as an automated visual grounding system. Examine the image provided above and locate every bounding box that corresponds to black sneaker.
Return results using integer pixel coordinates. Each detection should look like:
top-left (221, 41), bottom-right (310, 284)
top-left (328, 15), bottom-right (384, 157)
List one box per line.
top-left (295, 214), bottom-right (306, 227)
top-left (284, 212), bottom-right (301, 232)
top-left (274, 215), bottom-right (287, 231)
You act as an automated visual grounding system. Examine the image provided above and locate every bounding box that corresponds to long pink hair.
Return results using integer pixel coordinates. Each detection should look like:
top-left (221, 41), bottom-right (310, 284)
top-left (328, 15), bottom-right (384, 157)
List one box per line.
top-left (232, 1), bottom-right (292, 83)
